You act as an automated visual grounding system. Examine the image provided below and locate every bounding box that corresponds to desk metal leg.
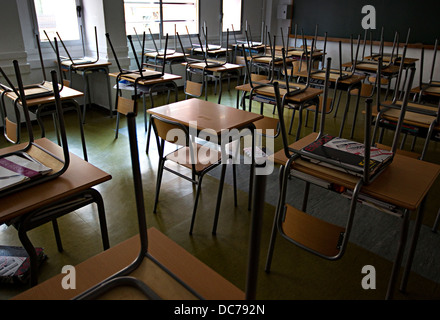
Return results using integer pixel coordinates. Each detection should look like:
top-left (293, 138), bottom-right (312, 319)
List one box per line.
top-left (400, 198), bottom-right (426, 293)
top-left (386, 208), bottom-right (410, 300)
top-left (212, 163), bottom-right (227, 235)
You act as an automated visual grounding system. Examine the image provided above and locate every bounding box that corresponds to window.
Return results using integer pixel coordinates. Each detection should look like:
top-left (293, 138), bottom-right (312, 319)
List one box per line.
top-left (124, 0), bottom-right (199, 36)
top-left (222, 0), bottom-right (242, 33)
top-left (31, 0), bottom-right (82, 42)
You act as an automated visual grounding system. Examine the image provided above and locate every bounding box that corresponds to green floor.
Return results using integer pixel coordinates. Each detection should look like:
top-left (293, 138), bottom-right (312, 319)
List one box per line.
top-left (1, 82), bottom-right (439, 300)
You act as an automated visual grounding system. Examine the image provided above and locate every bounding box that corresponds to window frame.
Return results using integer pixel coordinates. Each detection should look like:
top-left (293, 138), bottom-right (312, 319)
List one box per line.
top-left (28, 0), bottom-right (84, 46)
top-left (124, 0), bottom-right (200, 38)
top-left (221, 0), bottom-right (243, 34)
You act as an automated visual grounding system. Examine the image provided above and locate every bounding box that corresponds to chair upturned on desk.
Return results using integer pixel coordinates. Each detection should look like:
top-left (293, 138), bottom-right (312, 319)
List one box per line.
top-left (0, 138), bottom-right (112, 287)
top-left (295, 69), bottom-right (365, 139)
top-left (235, 80), bottom-right (323, 140)
top-left (270, 132), bottom-right (440, 300)
top-left (144, 51), bottom-right (186, 74)
top-left (2, 86), bottom-right (89, 161)
top-left (60, 60), bottom-right (113, 123)
top-left (181, 62), bottom-right (243, 104)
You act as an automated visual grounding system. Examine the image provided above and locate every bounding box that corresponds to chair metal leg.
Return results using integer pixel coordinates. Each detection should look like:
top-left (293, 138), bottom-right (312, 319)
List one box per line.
top-left (189, 177), bottom-right (204, 235)
top-left (233, 163), bottom-right (238, 207)
top-left (153, 159), bottom-right (165, 213)
top-left (265, 165), bottom-right (285, 273)
top-left (212, 164), bottom-right (227, 235)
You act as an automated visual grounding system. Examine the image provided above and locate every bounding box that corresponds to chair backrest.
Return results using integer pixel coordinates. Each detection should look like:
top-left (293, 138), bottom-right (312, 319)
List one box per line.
top-left (195, 33), bottom-right (226, 68)
top-left (418, 38), bottom-right (439, 91)
top-left (128, 32), bottom-right (168, 80)
top-left (53, 26), bottom-right (99, 66)
top-left (148, 28), bottom-right (176, 56)
top-left (150, 114), bottom-right (190, 147)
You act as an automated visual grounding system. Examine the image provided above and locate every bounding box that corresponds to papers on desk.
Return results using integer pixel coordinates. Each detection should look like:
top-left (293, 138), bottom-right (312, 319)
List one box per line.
top-left (115, 79), bottom-right (152, 95)
top-left (0, 154), bottom-right (52, 192)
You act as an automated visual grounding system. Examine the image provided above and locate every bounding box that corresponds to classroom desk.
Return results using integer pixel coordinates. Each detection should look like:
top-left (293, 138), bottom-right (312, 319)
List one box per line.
top-left (147, 98), bottom-right (264, 220)
top-left (12, 227), bottom-right (244, 300)
top-left (61, 60), bottom-right (113, 122)
top-left (144, 51), bottom-right (186, 74)
top-left (182, 62), bottom-right (243, 103)
top-left (2, 86), bottom-right (88, 161)
top-left (0, 138), bottom-right (112, 286)
top-left (235, 80), bottom-right (322, 139)
top-left (296, 70), bottom-right (365, 138)
top-left (271, 132), bottom-right (440, 299)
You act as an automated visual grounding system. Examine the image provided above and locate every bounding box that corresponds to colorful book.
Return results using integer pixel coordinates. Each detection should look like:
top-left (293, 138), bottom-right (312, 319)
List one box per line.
top-left (0, 246), bottom-right (47, 284)
top-left (300, 135), bottom-right (393, 177)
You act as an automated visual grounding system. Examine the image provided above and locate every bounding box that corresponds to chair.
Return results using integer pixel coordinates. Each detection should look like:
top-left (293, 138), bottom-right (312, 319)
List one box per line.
top-left (150, 114), bottom-right (237, 235)
top-left (177, 32), bottom-right (205, 99)
top-left (414, 39), bottom-right (440, 103)
top-left (372, 45), bottom-right (440, 160)
top-left (265, 56), bottom-right (414, 272)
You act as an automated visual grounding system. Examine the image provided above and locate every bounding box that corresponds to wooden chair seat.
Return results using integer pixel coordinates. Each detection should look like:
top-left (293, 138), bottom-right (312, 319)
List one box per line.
top-left (166, 144), bottom-right (222, 172)
top-left (380, 108), bottom-right (439, 128)
top-left (282, 204), bottom-right (346, 258)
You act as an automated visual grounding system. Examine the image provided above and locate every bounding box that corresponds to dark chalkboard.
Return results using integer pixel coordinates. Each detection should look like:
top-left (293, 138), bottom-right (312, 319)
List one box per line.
top-left (290, 0), bottom-right (439, 46)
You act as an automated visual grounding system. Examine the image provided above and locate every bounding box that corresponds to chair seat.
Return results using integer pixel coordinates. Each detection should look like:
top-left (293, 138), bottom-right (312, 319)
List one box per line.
top-left (372, 106), bottom-right (439, 129)
top-left (166, 143), bottom-right (222, 172)
top-left (282, 204), bottom-right (346, 258)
